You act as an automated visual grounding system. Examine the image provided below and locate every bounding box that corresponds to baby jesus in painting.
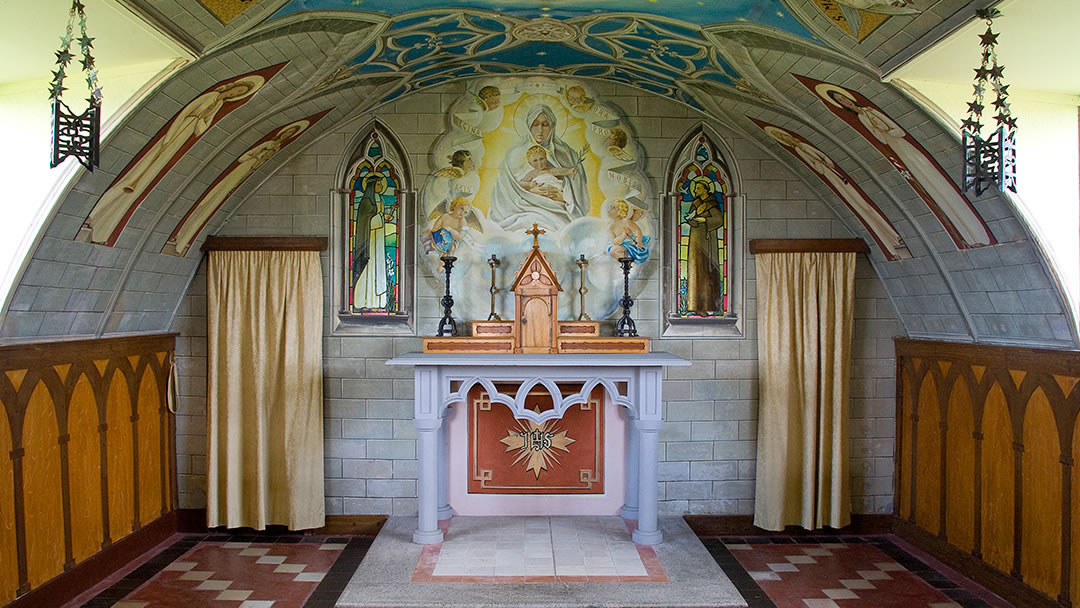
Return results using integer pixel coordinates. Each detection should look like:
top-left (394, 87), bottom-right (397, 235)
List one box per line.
top-left (519, 145), bottom-right (578, 205)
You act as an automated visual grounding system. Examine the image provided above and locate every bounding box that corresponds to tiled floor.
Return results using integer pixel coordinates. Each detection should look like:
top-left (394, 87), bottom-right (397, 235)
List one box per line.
top-left (702, 535), bottom-right (1014, 608)
top-left (74, 535), bottom-right (372, 608)
top-left (68, 522), bottom-right (1015, 607)
top-left (411, 515), bottom-right (668, 582)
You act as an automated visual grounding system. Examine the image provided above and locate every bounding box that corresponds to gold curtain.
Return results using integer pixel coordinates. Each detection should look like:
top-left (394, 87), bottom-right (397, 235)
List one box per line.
top-left (206, 250), bottom-right (325, 530)
top-left (754, 251), bottom-right (855, 531)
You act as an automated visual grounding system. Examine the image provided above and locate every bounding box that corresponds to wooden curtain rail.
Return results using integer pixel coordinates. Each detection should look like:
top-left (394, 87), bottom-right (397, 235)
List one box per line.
top-left (748, 238), bottom-right (869, 255)
top-left (201, 236), bottom-right (328, 252)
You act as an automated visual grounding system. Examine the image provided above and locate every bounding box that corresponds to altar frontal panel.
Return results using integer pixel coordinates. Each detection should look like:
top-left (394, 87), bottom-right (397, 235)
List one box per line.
top-left (467, 384), bottom-right (604, 494)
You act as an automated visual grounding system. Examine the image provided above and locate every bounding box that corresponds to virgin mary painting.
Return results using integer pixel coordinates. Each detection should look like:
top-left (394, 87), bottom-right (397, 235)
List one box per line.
top-left (489, 104), bottom-right (590, 233)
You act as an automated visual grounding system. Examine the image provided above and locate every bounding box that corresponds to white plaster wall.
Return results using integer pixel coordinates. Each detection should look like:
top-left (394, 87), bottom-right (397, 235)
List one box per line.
top-left (169, 80), bottom-right (903, 517)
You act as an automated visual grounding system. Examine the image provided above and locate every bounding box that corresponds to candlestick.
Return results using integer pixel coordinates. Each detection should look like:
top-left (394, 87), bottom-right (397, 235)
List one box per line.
top-left (615, 256), bottom-right (638, 337)
top-left (487, 254), bottom-right (501, 321)
top-left (437, 255), bottom-right (458, 337)
top-left (576, 254), bottom-right (591, 321)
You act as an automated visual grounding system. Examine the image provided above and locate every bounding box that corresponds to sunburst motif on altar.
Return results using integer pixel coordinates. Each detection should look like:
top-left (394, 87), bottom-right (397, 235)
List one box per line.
top-left (419, 76), bottom-right (654, 322)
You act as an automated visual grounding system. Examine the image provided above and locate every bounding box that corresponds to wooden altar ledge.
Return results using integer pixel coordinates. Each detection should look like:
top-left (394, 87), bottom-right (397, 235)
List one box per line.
top-left (386, 352), bottom-right (690, 546)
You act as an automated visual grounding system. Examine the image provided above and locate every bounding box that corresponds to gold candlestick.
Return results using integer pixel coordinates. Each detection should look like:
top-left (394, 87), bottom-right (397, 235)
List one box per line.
top-left (576, 254), bottom-right (591, 321)
top-left (487, 254), bottom-right (501, 321)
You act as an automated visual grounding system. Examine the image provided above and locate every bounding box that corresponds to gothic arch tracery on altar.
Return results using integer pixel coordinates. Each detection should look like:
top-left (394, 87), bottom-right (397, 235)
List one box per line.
top-left (330, 120), bottom-right (416, 334)
top-left (662, 125), bottom-right (743, 337)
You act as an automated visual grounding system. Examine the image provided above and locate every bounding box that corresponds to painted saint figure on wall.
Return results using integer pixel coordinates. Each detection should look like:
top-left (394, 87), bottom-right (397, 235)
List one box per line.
top-left (757, 121), bottom-right (911, 261)
top-left (163, 111), bottom-right (329, 257)
top-left (795, 75), bottom-right (995, 249)
top-left (490, 104), bottom-right (590, 232)
top-left (78, 63), bottom-right (286, 246)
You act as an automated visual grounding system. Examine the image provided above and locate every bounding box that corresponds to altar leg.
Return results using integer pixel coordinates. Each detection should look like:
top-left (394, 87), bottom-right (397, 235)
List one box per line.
top-left (436, 411), bottom-right (453, 520)
top-left (620, 411), bottom-right (640, 520)
top-left (631, 419), bottom-right (663, 545)
top-left (414, 418), bottom-right (445, 544)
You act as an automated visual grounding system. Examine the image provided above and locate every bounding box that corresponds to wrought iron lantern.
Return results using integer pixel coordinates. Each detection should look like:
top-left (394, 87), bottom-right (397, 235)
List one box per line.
top-left (961, 8), bottom-right (1016, 196)
top-left (49, 0), bottom-right (102, 171)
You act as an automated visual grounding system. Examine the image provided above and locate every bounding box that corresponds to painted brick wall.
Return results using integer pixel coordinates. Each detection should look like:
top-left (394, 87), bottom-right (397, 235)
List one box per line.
top-left (172, 80), bottom-right (902, 517)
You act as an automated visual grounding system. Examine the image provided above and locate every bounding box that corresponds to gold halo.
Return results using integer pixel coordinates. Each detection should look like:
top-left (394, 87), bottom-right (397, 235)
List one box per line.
top-left (217, 75), bottom-right (265, 101)
top-left (815, 82), bottom-right (857, 108)
top-left (513, 94), bottom-right (566, 140)
top-left (690, 175), bottom-right (714, 193)
top-left (763, 125), bottom-right (797, 147)
top-left (362, 173), bottom-right (387, 194)
top-left (276, 119), bottom-right (310, 140)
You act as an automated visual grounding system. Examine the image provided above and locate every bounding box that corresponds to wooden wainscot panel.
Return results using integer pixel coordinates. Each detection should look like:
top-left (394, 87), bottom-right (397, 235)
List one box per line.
top-left (106, 371), bottom-right (135, 539)
top-left (0, 334), bottom-right (177, 604)
top-left (67, 375), bottom-right (104, 566)
top-left (1072, 414), bottom-right (1080, 606)
top-left (556, 337), bottom-right (649, 354)
top-left (898, 365), bottom-right (914, 521)
top-left (914, 373), bottom-right (941, 535)
top-left (22, 381), bottom-right (65, 589)
top-left (1021, 388), bottom-right (1062, 597)
top-left (944, 378), bottom-right (976, 554)
top-left (980, 382), bottom-right (1016, 576)
top-left (422, 337), bottom-right (515, 354)
top-left (558, 321), bottom-right (600, 337)
top-left (136, 364), bottom-right (166, 527)
top-left (894, 338), bottom-right (1080, 607)
top-left (0, 384), bottom-right (16, 603)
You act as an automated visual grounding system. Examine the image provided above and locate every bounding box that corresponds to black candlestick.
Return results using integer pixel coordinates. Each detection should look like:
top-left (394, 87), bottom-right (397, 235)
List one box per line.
top-left (615, 256), bottom-right (637, 337)
top-left (437, 255), bottom-right (458, 337)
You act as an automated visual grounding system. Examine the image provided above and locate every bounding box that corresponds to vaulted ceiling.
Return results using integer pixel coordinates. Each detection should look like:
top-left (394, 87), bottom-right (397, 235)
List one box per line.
top-left (5, 0), bottom-right (1074, 349)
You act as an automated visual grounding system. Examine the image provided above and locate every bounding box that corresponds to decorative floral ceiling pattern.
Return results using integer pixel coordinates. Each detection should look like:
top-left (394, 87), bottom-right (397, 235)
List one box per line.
top-left (272, 0), bottom-right (815, 35)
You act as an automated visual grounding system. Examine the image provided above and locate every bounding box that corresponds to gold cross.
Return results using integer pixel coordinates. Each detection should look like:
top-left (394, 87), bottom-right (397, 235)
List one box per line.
top-left (525, 223), bottom-right (545, 249)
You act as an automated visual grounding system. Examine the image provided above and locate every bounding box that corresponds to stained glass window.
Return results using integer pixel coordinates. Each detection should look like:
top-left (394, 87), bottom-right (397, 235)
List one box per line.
top-left (345, 130), bottom-right (403, 314)
top-left (673, 135), bottom-right (731, 317)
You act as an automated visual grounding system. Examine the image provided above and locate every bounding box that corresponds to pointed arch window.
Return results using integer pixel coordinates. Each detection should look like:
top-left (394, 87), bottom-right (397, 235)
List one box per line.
top-left (332, 123), bottom-right (415, 333)
top-left (663, 127), bottom-right (742, 337)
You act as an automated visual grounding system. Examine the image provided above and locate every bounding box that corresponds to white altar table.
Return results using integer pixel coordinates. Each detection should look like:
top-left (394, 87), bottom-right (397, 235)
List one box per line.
top-left (385, 352), bottom-right (691, 545)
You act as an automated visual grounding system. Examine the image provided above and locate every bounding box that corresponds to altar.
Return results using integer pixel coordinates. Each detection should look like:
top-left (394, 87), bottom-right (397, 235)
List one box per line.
top-left (385, 352), bottom-right (690, 546)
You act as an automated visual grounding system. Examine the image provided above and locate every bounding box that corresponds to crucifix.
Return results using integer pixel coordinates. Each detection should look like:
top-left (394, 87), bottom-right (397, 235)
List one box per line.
top-left (526, 223), bottom-right (545, 249)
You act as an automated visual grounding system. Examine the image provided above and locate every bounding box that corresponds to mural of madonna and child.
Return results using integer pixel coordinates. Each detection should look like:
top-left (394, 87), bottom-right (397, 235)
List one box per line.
top-left (419, 77), bottom-right (655, 322)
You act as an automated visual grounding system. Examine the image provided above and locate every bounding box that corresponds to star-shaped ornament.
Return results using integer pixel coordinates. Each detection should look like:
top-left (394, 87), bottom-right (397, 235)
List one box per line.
top-left (973, 83), bottom-right (985, 96)
top-left (55, 49), bottom-right (74, 65)
top-left (966, 101), bottom-right (984, 116)
top-left (79, 34), bottom-right (94, 51)
top-left (993, 83), bottom-right (1009, 96)
top-left (1001, 116), bottom-right (1018, 130)
top-left (80, 55), bottom-right (95, 71)
top-left (962, 118), bottom-right (982, 133)
top-left (973, 67), bottom-right (991, 80)
top-left (979, 29), bottom-right (999, 47)
top-left (988, 64), bottom-right (1006, 79)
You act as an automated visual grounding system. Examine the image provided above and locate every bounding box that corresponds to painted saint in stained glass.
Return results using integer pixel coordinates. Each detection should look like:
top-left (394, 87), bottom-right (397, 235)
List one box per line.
top-left (346, 131), bottom-right (402, 314)
top-left (674, 136), bottom-right (730, 317)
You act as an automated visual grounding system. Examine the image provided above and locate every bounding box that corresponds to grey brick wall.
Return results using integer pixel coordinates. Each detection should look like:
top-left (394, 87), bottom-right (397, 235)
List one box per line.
top-left (172, 80), bottom-right (902, 517)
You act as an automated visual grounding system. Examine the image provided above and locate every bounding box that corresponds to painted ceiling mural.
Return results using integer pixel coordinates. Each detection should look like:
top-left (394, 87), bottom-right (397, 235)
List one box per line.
top-left (21, 0), bottom-right (1070, 344)
top-left (273, 0), bottom-right (817, 34)
top-left (420, 77), bottom-right (653, 321)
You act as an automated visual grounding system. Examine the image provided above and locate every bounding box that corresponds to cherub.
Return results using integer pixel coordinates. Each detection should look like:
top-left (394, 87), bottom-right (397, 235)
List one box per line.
top-left (427, 197), bottom-right (483, 261)
top-left (564, 85), bottom-right (593, 112)
top-left (605, 127), bottom-right (633, 162)
top-left (434, 149), bottom-right (475, 179)
top-left (606, 199), bottom-right (650, 262)
top-left (478, 86), bottom-right (501, 111)
top-left (519, 145), bottom-right (578, 204)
